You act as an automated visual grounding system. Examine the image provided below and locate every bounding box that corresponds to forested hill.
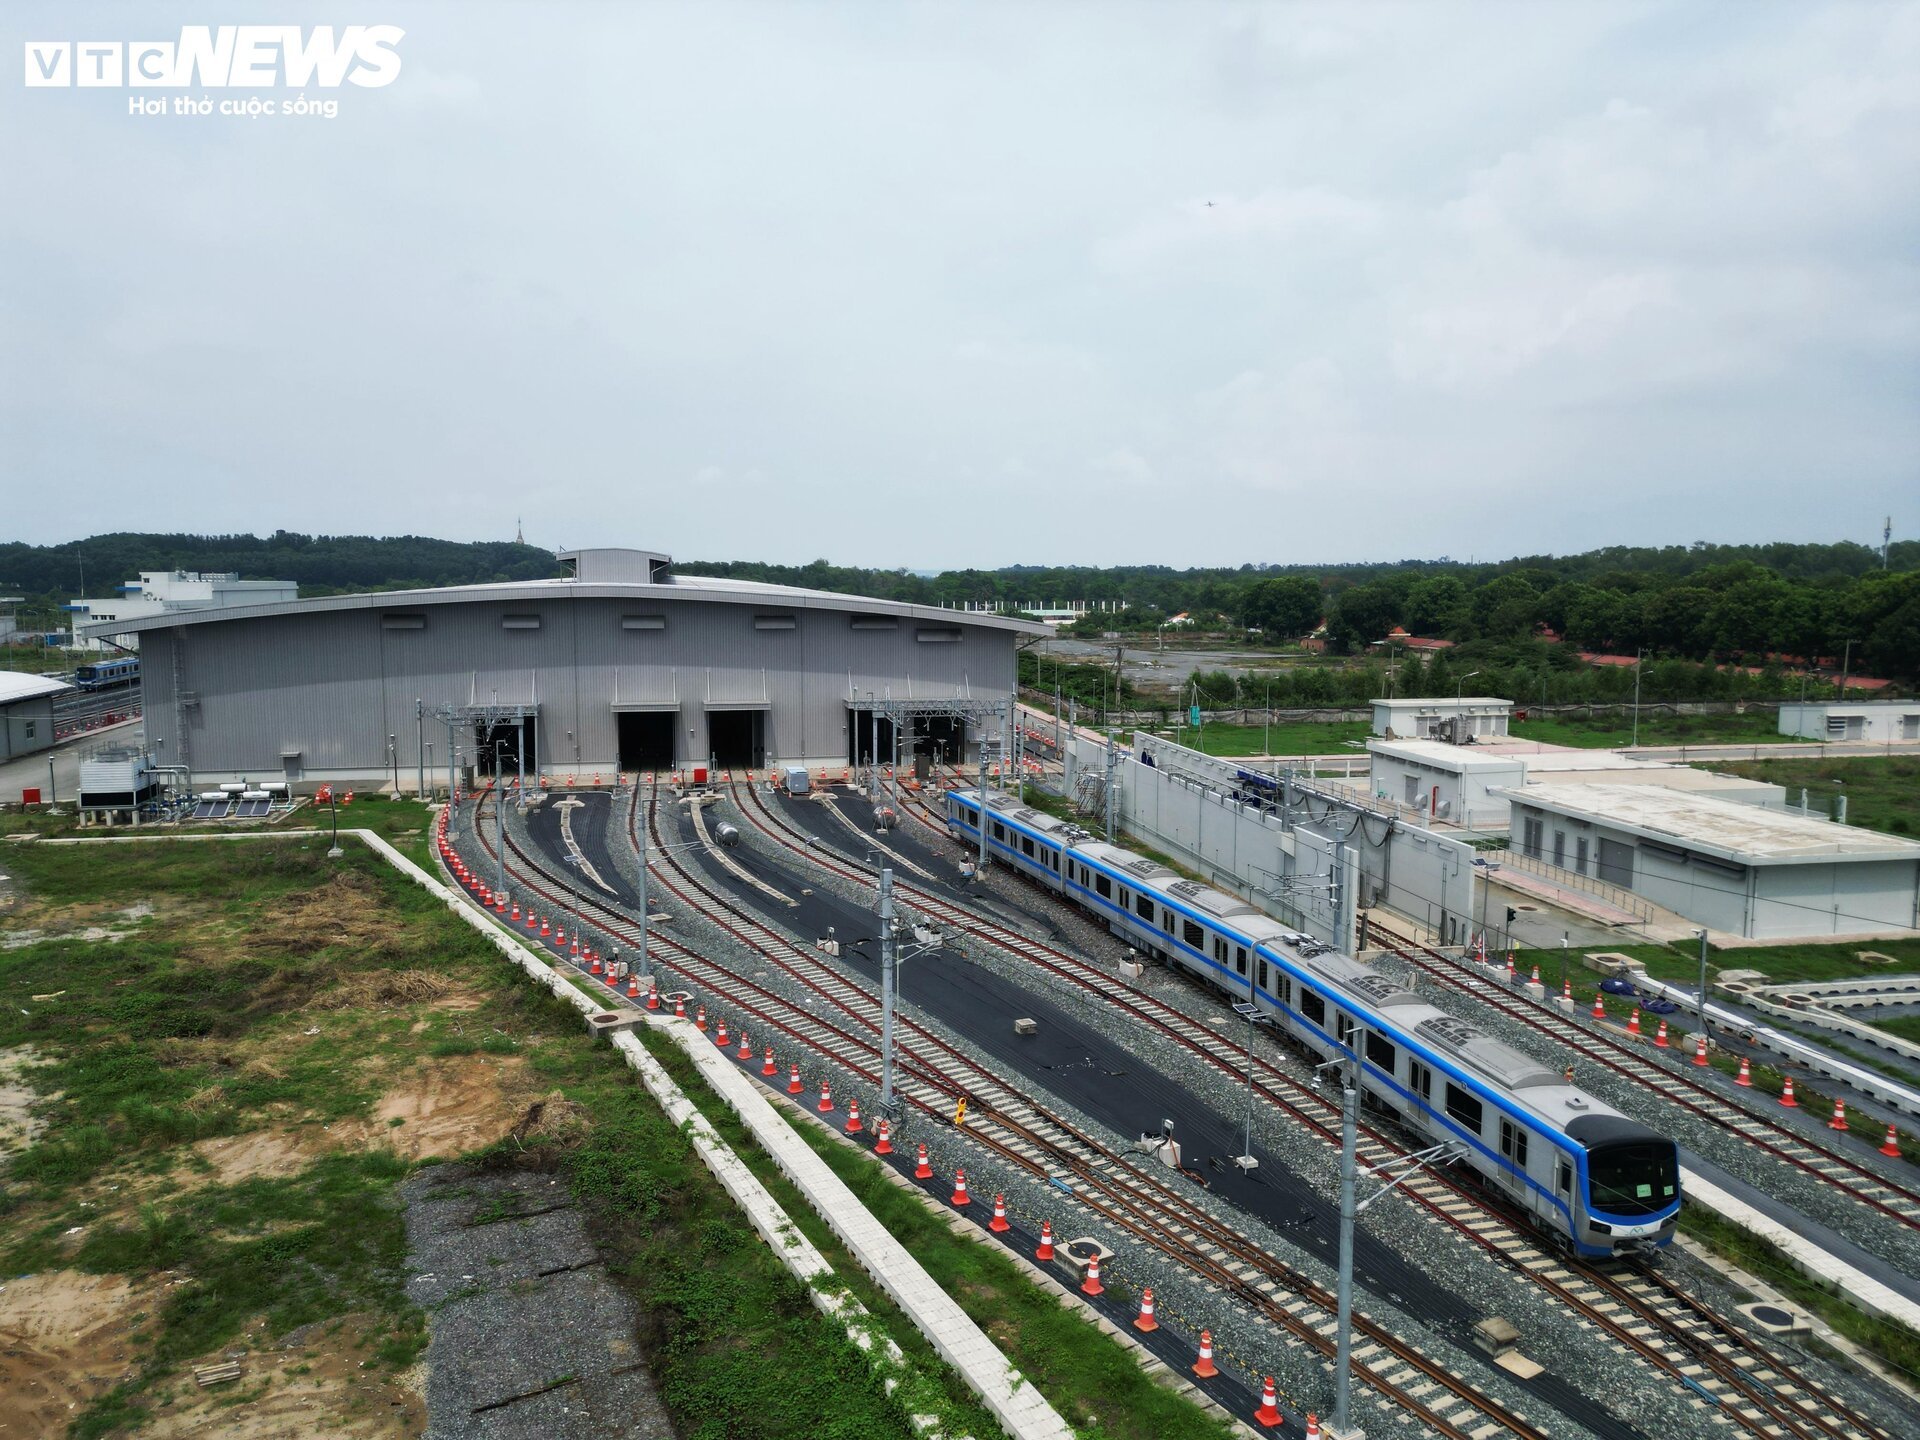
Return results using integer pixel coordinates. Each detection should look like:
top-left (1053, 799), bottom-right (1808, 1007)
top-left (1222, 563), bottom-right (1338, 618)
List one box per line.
top-left (0, 532), bottom-right (562, 598)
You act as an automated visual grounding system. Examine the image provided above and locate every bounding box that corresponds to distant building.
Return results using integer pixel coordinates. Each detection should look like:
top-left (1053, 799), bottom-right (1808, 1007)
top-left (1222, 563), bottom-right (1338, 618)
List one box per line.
top-left (1501, 783), bottom-right (1920, 939)
top-left (1777, 701), bottom-right (1920, 744)
top-left (0, 672), bottom-right (70, 763)
top-left (1370, 696), bottom-right (1513, 741)
top-left (65, 570), bottom-right (299, 651)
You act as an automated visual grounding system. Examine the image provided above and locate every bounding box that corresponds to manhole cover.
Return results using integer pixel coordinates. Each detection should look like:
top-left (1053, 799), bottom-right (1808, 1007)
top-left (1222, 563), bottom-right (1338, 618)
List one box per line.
top-left (1750, 1304), bottom-right (1794, 1328)
top-left (1515, 904), bottom-right (1540, 912)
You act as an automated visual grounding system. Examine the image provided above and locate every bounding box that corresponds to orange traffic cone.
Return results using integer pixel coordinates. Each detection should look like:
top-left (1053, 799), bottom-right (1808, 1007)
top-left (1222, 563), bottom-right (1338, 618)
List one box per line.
top-left (818, 1079), bottom-right (834, 1113)
top-left (1735, 1056), bottom-right (1752, 1087)
top-left (914, 1143), bottom-right (933, 1180)
top-left (1654, 1019), bottom-right (1669, 1048)
top-left (1882, 1124), bottom-right (1902, 1158)
top-left (510, 902), bottom-right (521, 923)
top-left (694, 1005), bottom-right (707, 1032)
top-left (737, 1031), bottom-right (753, 1061)
top-left (1592, 994), bottom-right (1606, 1020)
top-left (1627, 1008), bottom-right (1642, 1038)
top-left (1254, 1376), bottom-right (1283, 1428)
top-left (788, 1065), bottom-right (804, 1095)
top-left (950, 1168), bottom-right (970, 1207)
top-left (874, 1118), bottom-right (893, 1154)
top-left (673, 995), bottom-right (685, 1019)
top-left (1192, 1329), bottom-right (1218, 1378)
top-left (988, 1194), bottom-right (1009, 1232)
top-left (1304, 1414), bottom-right (1321, 1440)
top-left (540, 917), bottom-right (551, 937)
top-left (627, 973), bottom-right (640, 998)
top-left (1829, 1097), bottom-right (1849, 1132)
top-left (1562, 976), bottom-right (1573, 1003)
top-left (762, 1048), bottom-right (778, 1076)
top-left (1080, 1252), bottom-right (1103, 1295)
top-left (846, 1098), bottom-right (864, 1133)
top-left (1693, 1031), bottom-right (1709, 1067)
top-left (571, 938), bottom-right (582, 958)
top-left (1133, 1287), bottom-right (1158, 1332)
top-left (1780, 1075), bottom-right (1798, 1107)
top-left (1035, 1220), bottom-right (1055, 1261)
top-left (714, 1019), bottom-right (729, 1048)
top-left (646, 980), bottom-right (660, 1010)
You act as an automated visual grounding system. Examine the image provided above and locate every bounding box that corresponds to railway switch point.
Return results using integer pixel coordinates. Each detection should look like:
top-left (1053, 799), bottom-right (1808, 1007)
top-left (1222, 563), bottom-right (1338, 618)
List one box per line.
top-left (1132, 1287), bottom-right (1157, 1332)
top-left (1192, 1330), bottom-right (1218, 1378)
top-left (914, 1143), bottom-right (933, 1180)
top-left (1693, 1032), bottom-right (1709, 1066)
top-left (1654, 1019), bottom-right (1669, 1048)
top-left (1035, 1220), bottom-right (1055, 1261)
top-left (950, 1168), bottom-right (970, 1207)
top-left (788, 1065), bottom-right (804, 1094)
top-left (737, 1032), bottom-right (753, 1061)
top-left (988, 1193), bottom-right (1009, 1231)
top-left (873, 1118), bottom-right (893, 1154)
top-left (1253, 1377), bottom-right (1282, 1428)
top-left (1882, 1123), bottom-right (1902, 1157)
top-left (1735, 1056), bottom-right (1753, 1087)
top-left (818, 1079), bottom-right (835, 1113)
top-left (762, 1048), bottom-right (778, 1076)
top-left (1080, 1252), bottom-right (1103, 1295)
top-left (846, 1099), bottom-right (864, 1132)
top-left (1780, 1075), bottom-right (1797, 1106)
top-left (1829, 1098), bottom-right (1849, 1131)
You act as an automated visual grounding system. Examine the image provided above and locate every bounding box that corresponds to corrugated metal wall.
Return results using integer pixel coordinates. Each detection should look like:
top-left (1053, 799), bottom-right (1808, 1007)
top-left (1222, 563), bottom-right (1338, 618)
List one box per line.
top-left (142, 596), bottom-right (1017, 786)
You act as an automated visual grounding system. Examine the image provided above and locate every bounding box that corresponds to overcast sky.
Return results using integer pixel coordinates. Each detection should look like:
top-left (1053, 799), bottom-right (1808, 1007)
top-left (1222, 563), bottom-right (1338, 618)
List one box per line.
top-left (3, 2), bottom-right (1915, 570)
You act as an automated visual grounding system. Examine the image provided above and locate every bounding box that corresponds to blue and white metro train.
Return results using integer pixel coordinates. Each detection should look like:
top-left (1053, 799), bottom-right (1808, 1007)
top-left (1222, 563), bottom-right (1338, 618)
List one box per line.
top-left (945, 788), bottom-right (1679, 1258)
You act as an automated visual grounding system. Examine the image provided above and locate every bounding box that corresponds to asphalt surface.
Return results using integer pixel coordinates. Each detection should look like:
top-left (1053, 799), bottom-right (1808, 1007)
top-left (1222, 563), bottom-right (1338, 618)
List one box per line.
top-left (518, 786), bottom-right (1644, 1440)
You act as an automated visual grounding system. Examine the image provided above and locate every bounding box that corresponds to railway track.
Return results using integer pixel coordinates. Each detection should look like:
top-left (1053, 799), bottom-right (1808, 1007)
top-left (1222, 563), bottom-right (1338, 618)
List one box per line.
top-left (1358, 914), bottom-right (1920, 1240)
top-left (735, 772), bottom-right (1898, 1440)
top-left (458, 781), bottom-right (1560, 1440)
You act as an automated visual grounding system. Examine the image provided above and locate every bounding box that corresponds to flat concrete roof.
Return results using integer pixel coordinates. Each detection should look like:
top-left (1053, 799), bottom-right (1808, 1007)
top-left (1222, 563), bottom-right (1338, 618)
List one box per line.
top-left (83, 572), bottom-right (1050, 641)
top-left (1366, 739), bottom-right (1523, 772)
top-left (1780, 701), bottom-right (1920, 714)
top-left (1498, 783), bottom-right (1920, 865)
top-left (1372, 697), bottom-right (1512, 709)
top-left (0, 672), bottom-right (72, 705)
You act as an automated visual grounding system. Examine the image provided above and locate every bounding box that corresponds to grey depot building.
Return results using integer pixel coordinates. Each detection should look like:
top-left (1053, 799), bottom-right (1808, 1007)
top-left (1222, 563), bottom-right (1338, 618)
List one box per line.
top-left (87, 548), bottom-right (1044, 790)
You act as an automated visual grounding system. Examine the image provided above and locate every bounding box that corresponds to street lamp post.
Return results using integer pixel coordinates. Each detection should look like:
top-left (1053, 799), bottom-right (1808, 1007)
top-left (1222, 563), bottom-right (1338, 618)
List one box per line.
top-left (493, 740), bottom-right (509, 899)
top-left (1229, 1001), bottom-right (1271, 1168)
top-left (1695, 927), bottom-right (1710, 1041)
top-left (1631, 648), bottom-right (1645, 747)
top-left (1456, 669), bottom-right (1481, 704)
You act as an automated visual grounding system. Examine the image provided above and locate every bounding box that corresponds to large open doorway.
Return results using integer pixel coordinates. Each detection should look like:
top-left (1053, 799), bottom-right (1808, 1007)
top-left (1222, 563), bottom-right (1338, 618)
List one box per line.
top-left (709, 710), bottom-right (765, 769)
top-left (847, 710), bottom-right (899, 766)
top-left (475, 717), bottom-right (538, 777)
top-left (916, 716), bottom-right (965, 766)
top-left (617, 712), bottom-right (676, 772)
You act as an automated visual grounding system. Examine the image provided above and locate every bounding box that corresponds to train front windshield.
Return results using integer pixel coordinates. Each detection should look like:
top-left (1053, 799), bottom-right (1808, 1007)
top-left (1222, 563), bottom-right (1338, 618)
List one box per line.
top-left (1587, 1141), bottom-right (1679, 1217)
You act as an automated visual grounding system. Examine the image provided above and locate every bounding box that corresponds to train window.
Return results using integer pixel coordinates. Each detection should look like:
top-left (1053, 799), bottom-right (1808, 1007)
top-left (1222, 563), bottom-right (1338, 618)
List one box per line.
top-left (1556, 1161), bottom-right (1572, 1196)
top-left (1049, 850), bottom-right (1058, 871)
top-left (1278, 974), bottom-right (1292, 1006)
top-left (1300, 991), bottom-right (1325, 1026)
top-left (1182, 919), bottom-right (1204, 949)
top-left (1212, 937), bottom-right (1227, 964)
top-left (1364, 1032), bottom-right (1395, 1071)
top-left (1095, 874), bottom-right (1111, 899)
top-left (1499, 1120), bottom-right (1529, 1170)
top-left (1336, 1013), bottom-right (1356, 1047)
top-left (1161, 907), bottom-right (1174, 934)
top-left (1410, 1061), bottom-right (1432, 1103)
top-left (1235, 947), bottom-right (1247, 977)
top-left (1118, 887), bottom-right (1130, 908)
top-left (1021, 836), bottom-right (1035, 857)
top-left (1444, 1083), bottom-right (1484, 1133)
top-left (1136, 894), bottom-right (1154, 920)
top-left (992, 822), bottom-right (1005, 841)
top-left (1256, 957), bottom-right (1269, 993)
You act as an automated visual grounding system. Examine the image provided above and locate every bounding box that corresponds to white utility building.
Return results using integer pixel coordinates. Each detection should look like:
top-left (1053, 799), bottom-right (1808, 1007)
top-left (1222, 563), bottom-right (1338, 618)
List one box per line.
top-left (1777, 701), bottom-right (1920, 744)
top-left (1370, 697), bottom-right (1513, 741)
top-left (1501, 783), bottom-right (1920, 939)
top-left (1367, 739), bottom-right (1784, 830)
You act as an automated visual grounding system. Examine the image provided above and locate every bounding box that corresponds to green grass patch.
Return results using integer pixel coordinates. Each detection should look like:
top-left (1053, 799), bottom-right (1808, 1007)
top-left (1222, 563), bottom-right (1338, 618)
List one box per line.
top-left (1696, 756), bottom-right (1920, 838)
top-left (1131, 719), bottom-right (1371, 757)
top-left (1509, 709), bottom-right (1789, 749)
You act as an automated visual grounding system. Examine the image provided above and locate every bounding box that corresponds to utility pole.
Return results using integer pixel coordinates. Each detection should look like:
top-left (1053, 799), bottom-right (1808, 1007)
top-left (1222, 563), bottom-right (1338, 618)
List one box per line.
top-left (1104, 726), bottom-right (1118, 841)
top-left (1334, 1059), bottom-right (1359, 1437)
top-left (415, 698), bottom-right (425, 798)
top-left (1840, 639), bottom-right (1854, 698)
top-left (976, 730), bottom-right (989, 875)
top-left (879, 867), bottom-right (897, 1108)
top-left (637, 773), bottom-right (654, 978)
top-left (1695, 927), bottom-right (1710, 1043)
top-left (1065, 698), bottom-right (1077, 795)
top-left (493, 741), bottom-right (507, 898)
top-left (445, 713), bottom-right (457, 802)
top-left (1631, 648), bottom-right (1644, 747)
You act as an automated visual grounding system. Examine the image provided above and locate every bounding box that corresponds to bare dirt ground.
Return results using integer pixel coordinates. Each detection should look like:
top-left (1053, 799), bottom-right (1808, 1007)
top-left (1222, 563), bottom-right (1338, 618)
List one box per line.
top-left (0, 1044), bottom-right (54, 1159)
top-left (0, 1270), bottom-right (162, 1438)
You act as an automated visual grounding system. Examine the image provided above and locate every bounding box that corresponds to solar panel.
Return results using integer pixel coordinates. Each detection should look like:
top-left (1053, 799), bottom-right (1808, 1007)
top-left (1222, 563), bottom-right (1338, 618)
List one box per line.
top-left (237, 798), bottom-right (271, 818)
top-left (191, 800), bottom-right (222, 820)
